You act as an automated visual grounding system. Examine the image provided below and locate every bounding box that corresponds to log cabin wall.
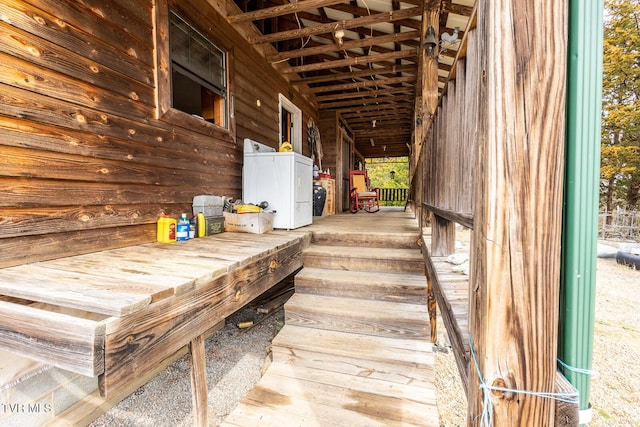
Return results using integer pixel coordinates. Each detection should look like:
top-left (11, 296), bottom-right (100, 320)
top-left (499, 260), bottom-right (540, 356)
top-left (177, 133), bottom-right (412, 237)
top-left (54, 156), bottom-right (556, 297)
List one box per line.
top-left (0, 0), bottom-right (316, 268)
top-left (318, 111), bottom-right (338, 182)
top-left (318, 110), bottom-right (355, 213)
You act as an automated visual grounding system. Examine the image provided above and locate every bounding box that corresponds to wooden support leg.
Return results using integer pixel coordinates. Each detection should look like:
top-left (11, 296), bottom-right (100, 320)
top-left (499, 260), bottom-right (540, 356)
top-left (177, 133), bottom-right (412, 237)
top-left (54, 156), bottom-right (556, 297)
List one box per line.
top-left (189, 335), bottom-right (208, 427)
top-left (426, 266), bottom-right (437, 343)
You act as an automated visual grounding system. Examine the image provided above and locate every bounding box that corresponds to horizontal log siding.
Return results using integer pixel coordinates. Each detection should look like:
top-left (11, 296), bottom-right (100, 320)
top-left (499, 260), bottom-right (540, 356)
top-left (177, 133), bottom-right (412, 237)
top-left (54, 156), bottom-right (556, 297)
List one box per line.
top-left (0, 0), bottom-right (316, 267)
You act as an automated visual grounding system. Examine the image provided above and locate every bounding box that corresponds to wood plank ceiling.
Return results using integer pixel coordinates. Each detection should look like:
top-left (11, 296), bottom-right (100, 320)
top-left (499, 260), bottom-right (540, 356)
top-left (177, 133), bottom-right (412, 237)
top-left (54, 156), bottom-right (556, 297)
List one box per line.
top-left (227, 0), bottom-right (475, 158)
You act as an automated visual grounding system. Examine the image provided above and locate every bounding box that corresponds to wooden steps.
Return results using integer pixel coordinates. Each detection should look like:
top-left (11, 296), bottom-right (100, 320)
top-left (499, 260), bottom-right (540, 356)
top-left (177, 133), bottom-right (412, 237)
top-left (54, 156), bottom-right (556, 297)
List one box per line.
top-left (302, 245), bottom-right (424, 274)
top-left (285, 293), bottom-right (429, 339)
top-left (223, 210), bottom-right (437, 426)
top-left (223, 361), bottom-right (438, 427)
top-left (272, 325), bottom-right (434, 375)
top-left (311, 230), bottom-right (420, 249)
top-left (294, 267), bottom-right (427, 304)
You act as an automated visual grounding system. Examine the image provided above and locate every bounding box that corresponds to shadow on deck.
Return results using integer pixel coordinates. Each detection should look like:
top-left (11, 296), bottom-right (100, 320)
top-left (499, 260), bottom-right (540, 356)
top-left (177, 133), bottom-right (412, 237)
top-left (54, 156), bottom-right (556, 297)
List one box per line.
top-left (222, 208), bottom-right (439, 426)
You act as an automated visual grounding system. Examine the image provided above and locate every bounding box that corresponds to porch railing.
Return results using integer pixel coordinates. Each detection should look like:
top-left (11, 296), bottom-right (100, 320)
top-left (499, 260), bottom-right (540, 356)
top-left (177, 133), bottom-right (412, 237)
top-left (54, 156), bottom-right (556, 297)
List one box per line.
top-left (378, 187), bottom-right (408, 206)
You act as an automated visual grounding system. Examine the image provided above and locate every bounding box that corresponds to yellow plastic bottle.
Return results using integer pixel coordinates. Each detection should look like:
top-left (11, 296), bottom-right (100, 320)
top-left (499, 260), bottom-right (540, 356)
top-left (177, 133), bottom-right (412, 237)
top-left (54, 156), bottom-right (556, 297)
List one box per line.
top-left (157, 216), bottom-right (177, 243)
top-left (197, 212), bottom-right (206, 237)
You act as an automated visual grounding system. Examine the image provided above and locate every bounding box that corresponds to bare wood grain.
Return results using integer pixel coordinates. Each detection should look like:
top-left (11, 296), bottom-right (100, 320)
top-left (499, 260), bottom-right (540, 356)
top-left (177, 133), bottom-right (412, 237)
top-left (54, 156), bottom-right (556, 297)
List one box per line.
top-left (0, 1), bottom-right (154, 76)
top-left (0, 225), bottom-right (155, 269)
top-left (469, 0), bottom-right (568, 424)
top-left (99, 235), bottom-right (306, 396)
top-left (0, 300), bottom-right (105, 376)
top-left (189, 335), bottom-right (208, 427)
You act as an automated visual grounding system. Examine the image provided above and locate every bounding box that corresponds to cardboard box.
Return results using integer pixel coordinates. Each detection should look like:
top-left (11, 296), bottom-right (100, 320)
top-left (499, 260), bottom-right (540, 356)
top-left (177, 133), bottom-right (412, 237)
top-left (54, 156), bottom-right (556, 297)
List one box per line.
top-left (223, 212), bottom-right (274, 234)
top-left (193, 195), bottom-right (224, 217)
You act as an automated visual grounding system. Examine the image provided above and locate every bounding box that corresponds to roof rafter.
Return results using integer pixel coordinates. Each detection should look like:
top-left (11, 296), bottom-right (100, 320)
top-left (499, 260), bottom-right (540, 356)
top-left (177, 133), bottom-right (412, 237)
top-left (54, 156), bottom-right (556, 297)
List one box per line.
top-left (267, 30), bottom-right (419, 62)
top-left (247, 6), bottom-right (422, 44)
top-left (281, 49), bottom-right (417, 74)
top-left (227, 0), bottom-right (348, 23)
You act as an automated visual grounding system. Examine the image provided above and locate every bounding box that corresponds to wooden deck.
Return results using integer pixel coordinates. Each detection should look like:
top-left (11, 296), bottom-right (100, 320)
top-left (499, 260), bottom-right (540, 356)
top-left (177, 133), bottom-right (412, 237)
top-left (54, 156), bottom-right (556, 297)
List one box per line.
top-left (0, 208), bottom-right (441, 425)
top-left (223, 208), bottom-right (439, 427)
top-left (0, 230), bottom-right (310, 393)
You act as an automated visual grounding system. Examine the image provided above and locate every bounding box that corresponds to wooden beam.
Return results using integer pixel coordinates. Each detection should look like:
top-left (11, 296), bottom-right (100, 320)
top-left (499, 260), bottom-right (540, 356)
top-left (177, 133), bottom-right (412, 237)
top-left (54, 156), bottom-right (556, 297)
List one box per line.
top-left (422, 202), bottom-right (474, 230)
top-left (0, 300), bottom-right (104, 377)
top-left (248, 7), bottom-right (422, 44)
top-left (189, 335), bottom-right (208, 427)
top-left (441, 2), bottom-right (474, 17)
top-left (317, 94), bottom-right (414, 110)
top-left (281, 49), bottom-right (418, 74)
top-left (343, 107), bottom-right (410, 121)
top-left (269, 31), bottom-right (420, 63)
top-left (468, 0), bottom-right (568, 424)
top-left (227, 0), bottom-right (348, 23)
top-left (293, 65), bottom-right (416, 86)
top-left (327, 3), bottom-right (422, 29)
top-left (316, 86), bottom-right (412, 103)
top-left (302, 76), bottom-right (415, 94)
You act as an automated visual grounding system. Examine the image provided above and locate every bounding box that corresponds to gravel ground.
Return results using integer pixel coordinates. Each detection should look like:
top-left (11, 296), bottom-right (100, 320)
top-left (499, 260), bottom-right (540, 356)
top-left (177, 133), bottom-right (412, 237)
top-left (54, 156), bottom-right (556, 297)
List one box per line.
top-left (92, 258), bottom-right (639, 427)
top-left (91, 307), bottom-right (284, 427)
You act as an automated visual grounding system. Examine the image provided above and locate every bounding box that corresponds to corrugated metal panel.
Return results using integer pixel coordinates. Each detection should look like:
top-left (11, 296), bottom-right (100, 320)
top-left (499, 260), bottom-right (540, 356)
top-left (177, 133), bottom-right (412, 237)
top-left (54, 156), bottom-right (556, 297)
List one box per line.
top-left (560, 0), bottom-right (604, 416)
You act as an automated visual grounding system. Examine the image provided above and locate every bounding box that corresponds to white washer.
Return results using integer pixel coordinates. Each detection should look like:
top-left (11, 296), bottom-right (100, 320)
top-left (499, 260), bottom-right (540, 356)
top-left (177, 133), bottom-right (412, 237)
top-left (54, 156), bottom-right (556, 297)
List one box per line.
top-left (242, 139), bottom-right (313, 229)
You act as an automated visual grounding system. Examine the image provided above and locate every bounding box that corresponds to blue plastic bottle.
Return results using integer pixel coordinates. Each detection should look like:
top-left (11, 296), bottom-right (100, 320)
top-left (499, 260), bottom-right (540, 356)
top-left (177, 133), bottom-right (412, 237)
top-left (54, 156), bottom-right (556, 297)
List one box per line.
top-left (176, 213), bottom-right (190, 241)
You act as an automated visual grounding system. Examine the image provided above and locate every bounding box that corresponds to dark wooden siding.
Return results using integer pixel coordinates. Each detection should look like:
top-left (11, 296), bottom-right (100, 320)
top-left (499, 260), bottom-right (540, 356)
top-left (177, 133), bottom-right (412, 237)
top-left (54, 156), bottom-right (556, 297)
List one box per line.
top-left (0, 0), bottom-right (317, 268)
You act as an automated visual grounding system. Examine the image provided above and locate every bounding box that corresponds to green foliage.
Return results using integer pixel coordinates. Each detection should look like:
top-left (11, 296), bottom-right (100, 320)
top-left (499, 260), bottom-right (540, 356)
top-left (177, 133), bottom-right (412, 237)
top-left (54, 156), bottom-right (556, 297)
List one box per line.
top-left (601, 0), bottom-right (640, 209)
top-left (366, 157), bottom-right (409, 188)
top-left (366, 157), bottom-right (409, 206)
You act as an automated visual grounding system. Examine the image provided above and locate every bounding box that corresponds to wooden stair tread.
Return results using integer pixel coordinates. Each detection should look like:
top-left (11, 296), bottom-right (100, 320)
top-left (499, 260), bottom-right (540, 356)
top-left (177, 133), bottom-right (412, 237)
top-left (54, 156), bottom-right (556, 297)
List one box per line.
top-left (294, 267), bottom-right (428, 304)
top-left (295, 267), bottom-right (426, 287)
top-left (223, 362), bottom-right (438, 427)
top-left (303, 245), bottom-right (422, 262)
top-left (272, 325), bottom-right (433, 367)
top-left (311, 230), bottom-right (420, 249)
top-left (271, 346), bottom-right (434, 389)
top-left (286, 293), bottom-right (428, 318)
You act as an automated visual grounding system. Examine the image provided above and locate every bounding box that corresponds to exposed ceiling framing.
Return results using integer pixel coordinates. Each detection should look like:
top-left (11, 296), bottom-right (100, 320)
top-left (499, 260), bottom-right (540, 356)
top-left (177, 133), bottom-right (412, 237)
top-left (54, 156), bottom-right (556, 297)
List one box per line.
top-left (227, 0), bottom-right (476, 158)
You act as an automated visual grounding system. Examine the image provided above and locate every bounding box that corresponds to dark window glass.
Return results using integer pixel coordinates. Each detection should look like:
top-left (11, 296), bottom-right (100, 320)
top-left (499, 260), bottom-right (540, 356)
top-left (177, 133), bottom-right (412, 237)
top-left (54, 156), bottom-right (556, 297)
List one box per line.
top-left (169, 11), bottom-right (226, 126)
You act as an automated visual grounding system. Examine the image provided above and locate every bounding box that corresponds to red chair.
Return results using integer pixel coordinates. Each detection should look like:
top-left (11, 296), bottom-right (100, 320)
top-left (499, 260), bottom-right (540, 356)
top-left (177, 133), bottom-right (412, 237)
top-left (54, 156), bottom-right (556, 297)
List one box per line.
top-left (349, 169), bottom-right (380, 213)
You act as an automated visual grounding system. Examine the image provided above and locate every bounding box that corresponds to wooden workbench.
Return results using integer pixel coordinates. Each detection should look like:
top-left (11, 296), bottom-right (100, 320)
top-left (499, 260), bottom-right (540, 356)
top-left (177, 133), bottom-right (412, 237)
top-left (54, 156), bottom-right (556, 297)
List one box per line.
top-left (0, 230), bottom-right (310, 423)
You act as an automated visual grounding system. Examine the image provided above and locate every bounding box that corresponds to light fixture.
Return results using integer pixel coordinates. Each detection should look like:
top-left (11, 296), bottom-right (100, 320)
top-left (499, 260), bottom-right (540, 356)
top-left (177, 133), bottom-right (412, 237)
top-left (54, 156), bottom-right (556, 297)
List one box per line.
top-left (390, 170), bottom-right (396, 179)
top-left (423, 26), bottom-right (437, 57)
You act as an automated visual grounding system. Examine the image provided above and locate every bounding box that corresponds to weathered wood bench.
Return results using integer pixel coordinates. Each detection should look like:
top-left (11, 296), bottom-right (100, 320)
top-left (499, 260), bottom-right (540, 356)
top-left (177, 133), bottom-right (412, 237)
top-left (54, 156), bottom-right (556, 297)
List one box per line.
top-left (0, 230), bottom-right (310, 425)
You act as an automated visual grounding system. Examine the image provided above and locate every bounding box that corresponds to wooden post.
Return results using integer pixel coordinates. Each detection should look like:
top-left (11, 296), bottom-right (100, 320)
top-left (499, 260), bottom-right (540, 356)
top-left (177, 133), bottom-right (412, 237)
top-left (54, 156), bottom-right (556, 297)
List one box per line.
top-left (431, 214), bottom-right (456, 256)
top-left (468, 0), bottom-right (567, 425)
top-left (189, 335), bottom-right (208, 427)
top-left (426, 266), bottom-right (438, 343)
top-left (413, 2), bottom-right (439, 172)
